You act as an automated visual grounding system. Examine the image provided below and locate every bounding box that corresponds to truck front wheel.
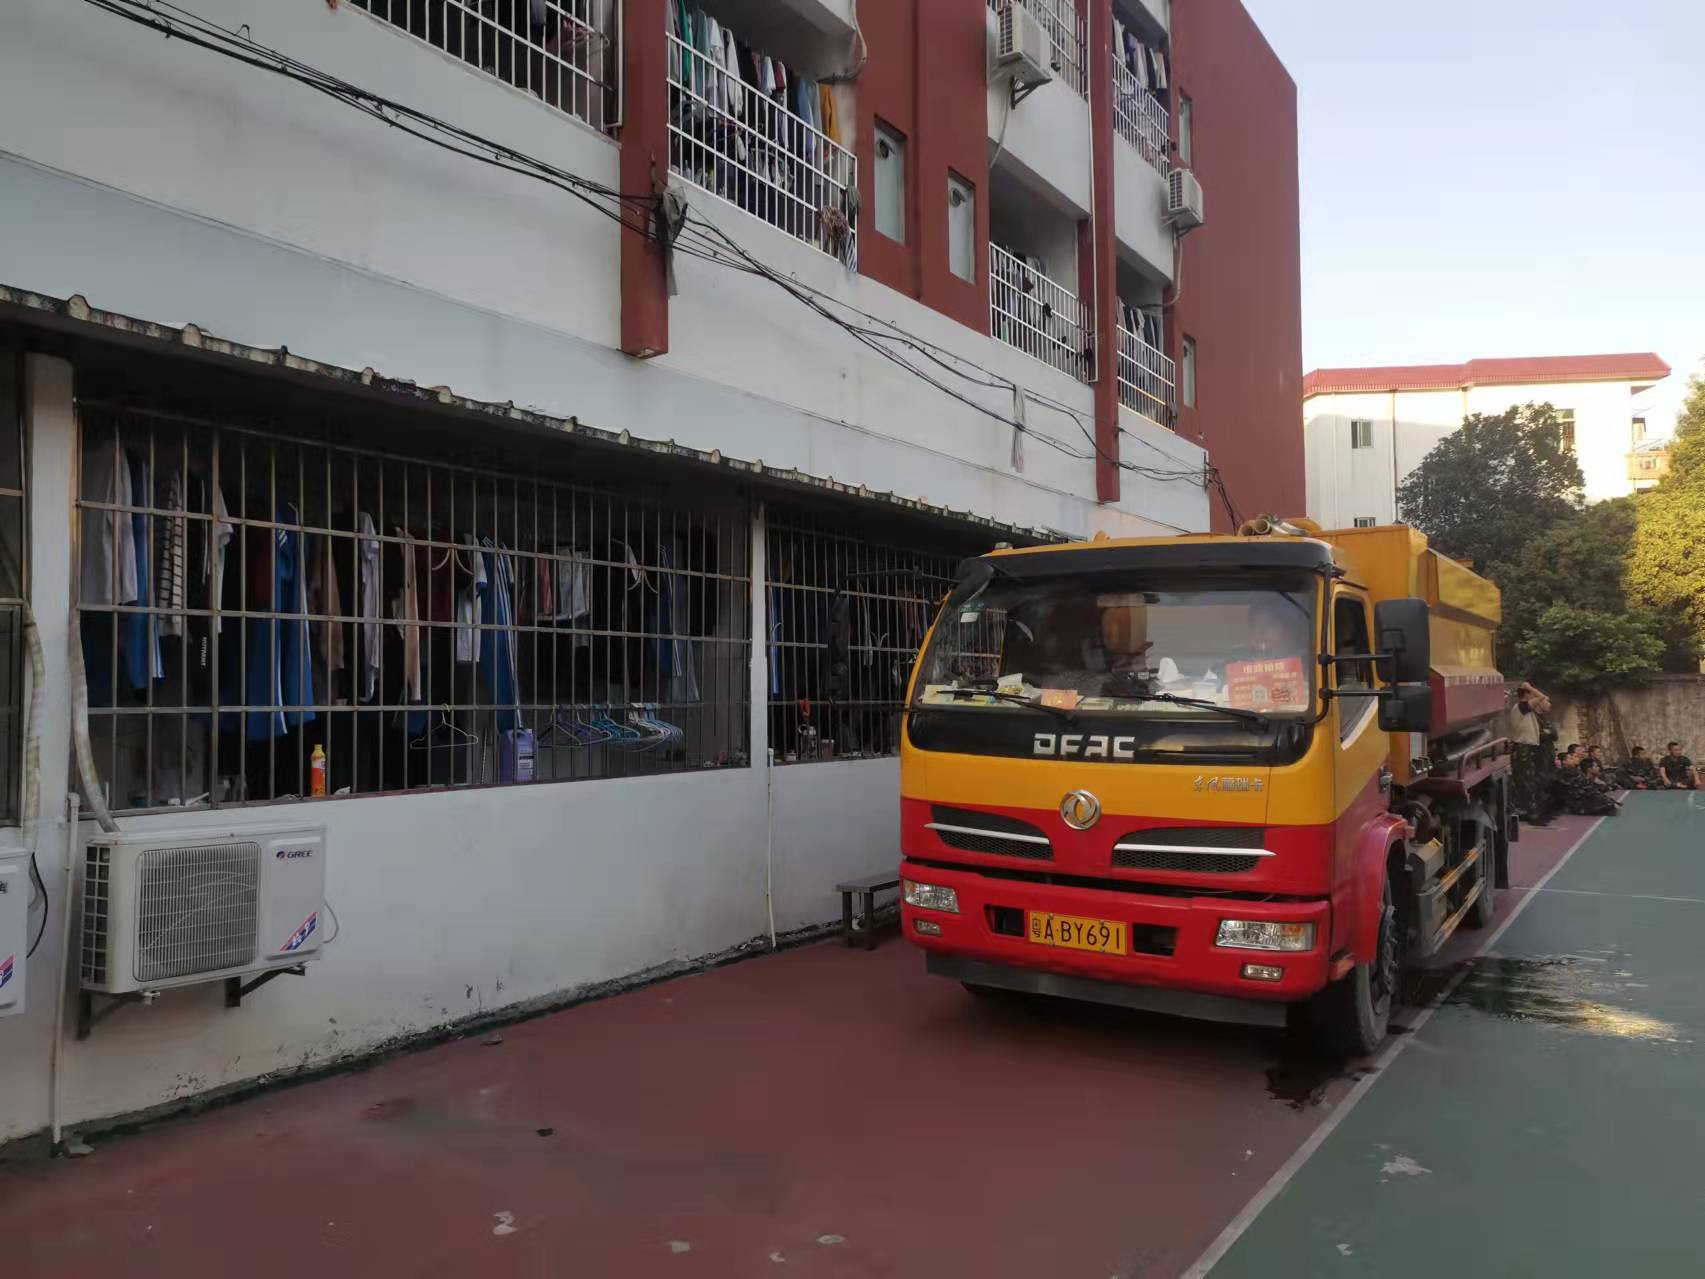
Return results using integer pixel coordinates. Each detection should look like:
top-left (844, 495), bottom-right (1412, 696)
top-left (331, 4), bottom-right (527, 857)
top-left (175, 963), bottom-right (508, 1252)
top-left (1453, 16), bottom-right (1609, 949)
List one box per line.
top-left (1309, 874), bottom-right (1398, 1057)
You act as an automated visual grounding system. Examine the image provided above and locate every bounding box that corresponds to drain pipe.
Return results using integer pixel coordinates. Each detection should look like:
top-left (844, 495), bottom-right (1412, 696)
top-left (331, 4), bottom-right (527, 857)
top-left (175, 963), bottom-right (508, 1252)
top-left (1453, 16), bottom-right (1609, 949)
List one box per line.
top-left (50, 791), bottom-right (78, 1154)
top-left (764, 748), bottom-right (777, 948)
top-left (68, 607), bottom-right (117, 835)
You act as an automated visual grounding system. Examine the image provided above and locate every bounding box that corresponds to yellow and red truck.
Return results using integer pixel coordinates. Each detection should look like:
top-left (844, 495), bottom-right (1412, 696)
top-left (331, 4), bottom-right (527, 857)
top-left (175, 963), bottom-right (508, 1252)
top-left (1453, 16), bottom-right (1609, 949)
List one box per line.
top-left (900, 518), bottom-right (1512, 1053)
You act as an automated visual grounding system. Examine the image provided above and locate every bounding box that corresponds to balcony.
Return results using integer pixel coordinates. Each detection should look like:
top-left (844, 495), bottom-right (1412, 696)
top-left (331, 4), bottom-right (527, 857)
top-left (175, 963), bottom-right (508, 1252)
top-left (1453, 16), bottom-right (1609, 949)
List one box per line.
top-left (1118, 322), bottom-right (1176, 430)
top-left (990, 0), bottom-right (1088, 99)
top-left (1113, 53), bottom-right (1169, 177)
top-left (666, 29), bottom-right (858, 264)
top-left (991, 243), bottom-right (1092, 382)
top-left (352, 0), bottom-right (618, 132)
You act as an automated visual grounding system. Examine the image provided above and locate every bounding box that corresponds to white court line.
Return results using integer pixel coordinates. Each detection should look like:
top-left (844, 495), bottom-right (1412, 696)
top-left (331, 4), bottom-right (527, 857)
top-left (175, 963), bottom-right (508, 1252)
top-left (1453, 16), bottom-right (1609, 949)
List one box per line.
top-left (1180, 816), bottom-right (1608, 1278)
top-left (1531, 886), bottom-right (1705, 906)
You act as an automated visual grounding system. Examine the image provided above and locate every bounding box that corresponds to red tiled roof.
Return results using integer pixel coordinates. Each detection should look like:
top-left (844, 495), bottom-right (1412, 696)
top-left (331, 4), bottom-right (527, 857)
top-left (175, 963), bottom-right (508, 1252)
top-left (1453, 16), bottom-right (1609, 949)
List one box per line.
top-left (1303, 353), bottom-right (1671, 398)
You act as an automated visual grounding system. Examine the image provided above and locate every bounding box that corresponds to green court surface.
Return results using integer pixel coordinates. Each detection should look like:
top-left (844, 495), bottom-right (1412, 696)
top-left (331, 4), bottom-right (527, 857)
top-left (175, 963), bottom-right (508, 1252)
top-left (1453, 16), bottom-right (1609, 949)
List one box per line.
top-left (1209, 793), bottom-right (1705, 1277)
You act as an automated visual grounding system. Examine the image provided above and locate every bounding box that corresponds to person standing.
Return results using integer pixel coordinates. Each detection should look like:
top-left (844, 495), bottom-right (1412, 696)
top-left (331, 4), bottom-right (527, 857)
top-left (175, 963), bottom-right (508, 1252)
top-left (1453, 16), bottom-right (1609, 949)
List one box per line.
top-left (1658, 742), bottom-right (1699, 790)
top-left (1509, 682), bottom-right (1552, 826)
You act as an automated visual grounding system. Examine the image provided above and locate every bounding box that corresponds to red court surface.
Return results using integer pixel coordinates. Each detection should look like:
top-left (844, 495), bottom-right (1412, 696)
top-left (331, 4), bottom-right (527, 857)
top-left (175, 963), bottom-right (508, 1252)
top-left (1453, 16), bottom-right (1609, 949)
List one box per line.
top-left (0, 815), bottom-right (1593, 1279)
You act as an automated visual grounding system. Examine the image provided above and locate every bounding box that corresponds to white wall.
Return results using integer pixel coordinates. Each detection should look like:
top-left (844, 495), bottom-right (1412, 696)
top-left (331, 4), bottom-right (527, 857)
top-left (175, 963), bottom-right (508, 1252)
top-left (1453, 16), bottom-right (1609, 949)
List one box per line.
top-left (1306, 380), bottom-right (1645, 527)
top-left (1112, 133), bottom-right (1175, 286)
top-left (1, 0), bottom-right (1210, 541)
top-left (0, 360), bottom-right (921, 1143)
top-left (1464, 380), bottom-right (1641, 505)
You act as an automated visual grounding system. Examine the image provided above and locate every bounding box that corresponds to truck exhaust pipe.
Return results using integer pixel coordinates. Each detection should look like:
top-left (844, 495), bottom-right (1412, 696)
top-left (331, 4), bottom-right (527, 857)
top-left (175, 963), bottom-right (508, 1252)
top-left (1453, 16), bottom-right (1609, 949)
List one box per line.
top-left (1237, 514), bottom-right (1311, 538)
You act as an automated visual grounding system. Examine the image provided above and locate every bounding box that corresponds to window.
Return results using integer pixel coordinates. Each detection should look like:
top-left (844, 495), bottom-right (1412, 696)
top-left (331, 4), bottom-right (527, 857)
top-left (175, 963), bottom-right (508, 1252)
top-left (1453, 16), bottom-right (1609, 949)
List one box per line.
top-left (765, 508), bottom-right (971, 764)
top-left (947, 172), bottom-right (976, 282)
top-left (874, 122), bottom-right (907, 244)
top-left (1350, 418), bottom-right (1373, 449)
top-left (1178, 94), bottom-right (1194, 165)
top-left (1181, 336), bottom-right (1198, 408)
top-left (1633, 416), bottom-right (1647, 444)
top-left (352, 0), bottom-right (618, 132)
top-left (1353, 516), bottom-right (1377, 528)
top-left (74, 402), bottom-right (752, 813)
top-left (1555, 408), bottom-right (1576, 451)
top-left (1333, 595), bottom-right (1375, 739)
top-left (0, 352), bottom-right (25, 824)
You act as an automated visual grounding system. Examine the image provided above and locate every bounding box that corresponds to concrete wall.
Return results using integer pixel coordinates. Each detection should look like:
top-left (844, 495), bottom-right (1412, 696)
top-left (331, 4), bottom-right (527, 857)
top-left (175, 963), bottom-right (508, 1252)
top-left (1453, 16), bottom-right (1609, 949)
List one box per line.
top-left (1542, 677), bottom-right (1705, 764)
top-left (0, 0), bottom-right (1208, 539)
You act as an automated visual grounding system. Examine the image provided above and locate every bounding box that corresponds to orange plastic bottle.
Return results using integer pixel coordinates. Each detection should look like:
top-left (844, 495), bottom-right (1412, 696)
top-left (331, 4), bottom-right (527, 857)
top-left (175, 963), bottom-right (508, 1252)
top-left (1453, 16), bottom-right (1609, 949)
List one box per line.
top-left (310, 744), bottom-right (327, 797)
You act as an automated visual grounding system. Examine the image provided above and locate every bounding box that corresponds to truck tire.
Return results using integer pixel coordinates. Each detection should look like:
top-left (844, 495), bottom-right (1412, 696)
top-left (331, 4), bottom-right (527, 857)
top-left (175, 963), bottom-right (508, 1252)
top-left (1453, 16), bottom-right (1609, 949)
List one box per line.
top-left (1465, 819), bottom-right (1497, 929)
top-left (1310, 875), bottom-right (1397, 1057)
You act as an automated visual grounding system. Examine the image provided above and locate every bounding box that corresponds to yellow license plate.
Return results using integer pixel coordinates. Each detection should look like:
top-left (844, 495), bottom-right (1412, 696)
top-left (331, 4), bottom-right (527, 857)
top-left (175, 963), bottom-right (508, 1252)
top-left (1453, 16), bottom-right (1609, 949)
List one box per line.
top-left (1026, 912), bottom-right (1126, 955)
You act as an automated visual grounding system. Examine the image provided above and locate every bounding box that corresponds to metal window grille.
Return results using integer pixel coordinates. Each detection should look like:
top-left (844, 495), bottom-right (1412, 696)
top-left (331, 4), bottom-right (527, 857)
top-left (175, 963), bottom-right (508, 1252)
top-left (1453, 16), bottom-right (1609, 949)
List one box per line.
top-left (1112, 53), bottom-right (1170, 176)
top-left (990, 0), bottom-right (1087, 98)
top-left (666, 30), bottom-right (858, 265)
top-left (74, 401), bottom-right (750, 814)
top-left (764, 510), bottom-right (961, 764)
top-left (351, 0), bottom-right (620, 133)
top-left (0, 352), bottom-right (27, 826)
top-left (990, 244), bottom-right (1093, 382)
top-left (1117, 323), bottom-right (1178, 430)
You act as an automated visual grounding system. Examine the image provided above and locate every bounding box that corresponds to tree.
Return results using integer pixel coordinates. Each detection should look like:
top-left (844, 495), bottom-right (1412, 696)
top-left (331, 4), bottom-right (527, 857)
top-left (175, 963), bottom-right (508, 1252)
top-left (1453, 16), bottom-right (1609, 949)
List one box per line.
top-left (1492, 497), bottom-right (1692, 681)
top-left (1628, 376), bottom-right (1705, 648)
top-left (1515, 605), bottom-right (1665, 694)
top-left (1396, 403), bottom-right (1584, 572)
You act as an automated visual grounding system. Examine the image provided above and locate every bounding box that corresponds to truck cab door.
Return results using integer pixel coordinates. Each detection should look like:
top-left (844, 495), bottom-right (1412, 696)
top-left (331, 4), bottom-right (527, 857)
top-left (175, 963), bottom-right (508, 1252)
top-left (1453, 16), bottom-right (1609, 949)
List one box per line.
top-left (1330, 593), bottom-right (1392, 917)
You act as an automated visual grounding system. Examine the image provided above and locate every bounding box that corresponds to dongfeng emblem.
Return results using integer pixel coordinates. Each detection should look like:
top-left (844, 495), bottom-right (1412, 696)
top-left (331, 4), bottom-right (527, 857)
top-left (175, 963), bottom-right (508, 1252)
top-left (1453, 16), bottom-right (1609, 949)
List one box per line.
top-left (1060, 790), bottom-right (1102, 830)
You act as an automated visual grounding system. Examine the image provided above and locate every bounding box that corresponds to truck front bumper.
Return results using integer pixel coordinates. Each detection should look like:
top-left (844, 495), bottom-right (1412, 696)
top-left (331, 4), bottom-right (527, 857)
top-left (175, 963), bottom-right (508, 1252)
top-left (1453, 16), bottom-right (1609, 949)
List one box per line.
top-left (901, 858), bottom-right (1333, 1013)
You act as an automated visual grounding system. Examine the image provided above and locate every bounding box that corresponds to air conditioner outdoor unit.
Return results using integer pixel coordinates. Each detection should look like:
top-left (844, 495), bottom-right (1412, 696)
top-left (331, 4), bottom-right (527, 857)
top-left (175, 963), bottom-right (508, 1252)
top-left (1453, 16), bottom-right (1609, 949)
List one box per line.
top-left (995, 3), bottom-right (1053, 91)
top-left (80, 823), bottom-right (328, 996)
top-left (1167, 168), bottom-right (1206, 229)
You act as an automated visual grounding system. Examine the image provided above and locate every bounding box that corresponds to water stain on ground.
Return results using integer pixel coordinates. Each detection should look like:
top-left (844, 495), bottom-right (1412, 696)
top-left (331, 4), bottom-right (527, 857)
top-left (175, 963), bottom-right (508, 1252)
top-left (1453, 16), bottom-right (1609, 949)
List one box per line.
top-left (1444, 956), bottom-right (1687, 1044)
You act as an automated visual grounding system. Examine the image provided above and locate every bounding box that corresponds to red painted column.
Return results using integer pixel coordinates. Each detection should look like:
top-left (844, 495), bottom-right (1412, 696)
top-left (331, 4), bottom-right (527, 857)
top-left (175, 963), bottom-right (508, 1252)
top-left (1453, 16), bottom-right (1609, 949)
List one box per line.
top-left (619, 0), bottom-right (670, 358)
top-left (1084, 0), bottom-right (1120, 503)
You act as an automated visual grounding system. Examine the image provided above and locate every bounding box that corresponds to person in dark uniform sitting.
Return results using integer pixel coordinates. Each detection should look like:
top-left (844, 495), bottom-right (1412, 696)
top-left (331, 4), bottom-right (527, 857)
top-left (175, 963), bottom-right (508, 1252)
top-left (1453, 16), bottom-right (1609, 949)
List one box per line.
top-left (1658, 742), bottom-right (1700, 790)
top-left (1620, 745), bottom-right (1660, 790)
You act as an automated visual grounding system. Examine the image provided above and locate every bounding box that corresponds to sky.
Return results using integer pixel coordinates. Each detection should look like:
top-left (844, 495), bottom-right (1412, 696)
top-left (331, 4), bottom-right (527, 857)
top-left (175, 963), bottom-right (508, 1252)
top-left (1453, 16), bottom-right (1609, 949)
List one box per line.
top-left (1240, 0), bottom-right (1705, 391)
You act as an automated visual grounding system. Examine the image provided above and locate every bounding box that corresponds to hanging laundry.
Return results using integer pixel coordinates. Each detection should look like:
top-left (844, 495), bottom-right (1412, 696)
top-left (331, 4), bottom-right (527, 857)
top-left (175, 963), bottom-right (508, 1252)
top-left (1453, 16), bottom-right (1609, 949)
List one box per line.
top-left (357, 513), bottom-right (381, 702)
top-left (123, 453), bottom-right (163, 693)
top-left (79, 426), bottom-right (138, 607)
top-left (454, 533), bottom-right (487, 664)
top-left (1149, 47), bottom-right (1168, 90)
top-left (392, 526), bottom-right (423, 705)
top-left (310, 534), bottom-right (346, 674)
top-left (226, 505), bottom-right (316, 742)
top-left (478, 538), bottom-right (520, 733)
top-left (155, 470), bottom-right (187, 638)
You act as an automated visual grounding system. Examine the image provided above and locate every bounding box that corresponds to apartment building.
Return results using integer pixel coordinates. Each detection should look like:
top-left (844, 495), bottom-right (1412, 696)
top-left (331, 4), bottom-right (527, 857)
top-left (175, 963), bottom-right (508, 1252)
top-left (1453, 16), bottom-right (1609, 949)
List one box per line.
top-left (0, 0), bottom-right (1299, 1143)
top-left (1304, 353), bottom-right (1673, 528)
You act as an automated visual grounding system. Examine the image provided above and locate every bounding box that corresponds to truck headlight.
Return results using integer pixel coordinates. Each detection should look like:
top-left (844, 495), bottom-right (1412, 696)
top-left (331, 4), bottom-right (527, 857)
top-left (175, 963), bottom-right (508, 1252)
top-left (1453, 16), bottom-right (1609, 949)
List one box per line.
top-left (1216, 920), bottom-right (1315, 951)
top-left (903, 881), bottom-right (960, 914)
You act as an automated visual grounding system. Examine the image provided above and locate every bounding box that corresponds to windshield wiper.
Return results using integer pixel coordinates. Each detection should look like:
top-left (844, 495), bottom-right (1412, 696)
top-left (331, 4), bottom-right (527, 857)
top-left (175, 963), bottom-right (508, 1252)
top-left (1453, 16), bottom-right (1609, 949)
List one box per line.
top-left (935, 685), bottom-right (1078, 722)
top-left (1115, 689), bottom-right (1269, 725)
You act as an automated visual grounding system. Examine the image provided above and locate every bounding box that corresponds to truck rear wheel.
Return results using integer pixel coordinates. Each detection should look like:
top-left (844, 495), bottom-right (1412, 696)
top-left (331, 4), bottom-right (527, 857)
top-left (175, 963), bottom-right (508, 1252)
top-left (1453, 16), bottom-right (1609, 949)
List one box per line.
top-left (1310, 875), bottom-right (1397, 1057)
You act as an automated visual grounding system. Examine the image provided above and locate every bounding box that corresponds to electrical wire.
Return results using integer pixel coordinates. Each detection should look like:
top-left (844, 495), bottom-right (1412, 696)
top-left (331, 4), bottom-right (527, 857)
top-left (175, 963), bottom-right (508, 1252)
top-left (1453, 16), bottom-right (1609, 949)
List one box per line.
top-left (78, 0), bottom-right (1211, 493)
top-left (26, 852), bottom-right (48, 958)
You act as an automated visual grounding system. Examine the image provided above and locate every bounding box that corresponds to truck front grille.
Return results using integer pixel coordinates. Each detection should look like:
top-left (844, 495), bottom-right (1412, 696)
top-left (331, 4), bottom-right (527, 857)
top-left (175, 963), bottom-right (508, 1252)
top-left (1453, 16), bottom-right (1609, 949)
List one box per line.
top-left (929, 806), bottom-right (1053, 861)
top-left (1112, 827), bottom-right (1266, 874)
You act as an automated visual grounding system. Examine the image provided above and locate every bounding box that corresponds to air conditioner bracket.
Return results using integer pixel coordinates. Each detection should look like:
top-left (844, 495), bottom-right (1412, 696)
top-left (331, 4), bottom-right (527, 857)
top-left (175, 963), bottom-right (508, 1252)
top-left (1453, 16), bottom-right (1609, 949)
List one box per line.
top-left (76, 989), bottom-right (146, 1041)
top-left (225, 964), bottom-right (306, 1009)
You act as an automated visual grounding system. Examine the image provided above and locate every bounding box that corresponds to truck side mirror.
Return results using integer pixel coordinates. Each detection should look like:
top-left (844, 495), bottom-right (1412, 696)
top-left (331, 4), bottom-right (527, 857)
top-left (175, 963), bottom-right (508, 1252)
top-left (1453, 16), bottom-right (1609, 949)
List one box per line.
top-left (1378, 682), bottom-right (1433, 733)
top-left (1374, 597), bottom-right (1431, 684)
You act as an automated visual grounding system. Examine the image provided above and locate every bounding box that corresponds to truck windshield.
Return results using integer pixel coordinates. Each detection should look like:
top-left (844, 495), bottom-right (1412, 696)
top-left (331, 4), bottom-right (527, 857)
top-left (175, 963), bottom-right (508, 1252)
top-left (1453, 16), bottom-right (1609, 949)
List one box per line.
top-left (912, 574), bottom-right (1317, 718)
